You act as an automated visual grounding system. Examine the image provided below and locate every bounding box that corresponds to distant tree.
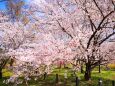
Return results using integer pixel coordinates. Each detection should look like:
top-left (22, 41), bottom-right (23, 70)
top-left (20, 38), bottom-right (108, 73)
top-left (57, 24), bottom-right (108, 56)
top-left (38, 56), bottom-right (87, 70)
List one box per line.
top-left (0, 48), bottom-right (9, 79)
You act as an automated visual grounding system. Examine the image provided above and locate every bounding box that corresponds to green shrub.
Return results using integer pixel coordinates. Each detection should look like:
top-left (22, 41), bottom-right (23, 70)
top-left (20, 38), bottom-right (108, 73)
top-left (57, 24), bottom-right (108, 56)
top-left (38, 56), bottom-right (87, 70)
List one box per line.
top-left (108, 64), bottom-right (115, 69)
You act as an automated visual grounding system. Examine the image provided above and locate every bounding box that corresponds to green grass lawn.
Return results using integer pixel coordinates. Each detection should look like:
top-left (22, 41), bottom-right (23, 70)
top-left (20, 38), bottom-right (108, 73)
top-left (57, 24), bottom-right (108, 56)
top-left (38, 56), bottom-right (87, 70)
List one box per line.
top-left (0, 68), bottom-right (115, 86)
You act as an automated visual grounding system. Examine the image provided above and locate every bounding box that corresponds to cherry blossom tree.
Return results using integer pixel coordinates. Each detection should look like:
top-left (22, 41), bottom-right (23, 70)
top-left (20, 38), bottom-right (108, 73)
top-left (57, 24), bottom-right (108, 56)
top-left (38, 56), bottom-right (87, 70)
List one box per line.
top-left (4, 32), bottom-right (76, 85)
top-left (1, 0), bottom-right (115, 82)
top-left (0, 11), bottom-right (13, 79)
top-left (0, 47), bottom-right (10, 79)
top-left (0, 9), bottom-right (75, 84)
top-left (28, 0), bottom-right (115, 80)
top-left (0, 10), bottom-right (34, 79)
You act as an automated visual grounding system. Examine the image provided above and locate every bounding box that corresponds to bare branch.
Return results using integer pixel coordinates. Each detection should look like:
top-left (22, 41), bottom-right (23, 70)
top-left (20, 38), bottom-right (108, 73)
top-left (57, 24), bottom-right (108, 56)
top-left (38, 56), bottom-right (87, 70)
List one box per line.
top-left (92, 0), bottom-right (104, 17)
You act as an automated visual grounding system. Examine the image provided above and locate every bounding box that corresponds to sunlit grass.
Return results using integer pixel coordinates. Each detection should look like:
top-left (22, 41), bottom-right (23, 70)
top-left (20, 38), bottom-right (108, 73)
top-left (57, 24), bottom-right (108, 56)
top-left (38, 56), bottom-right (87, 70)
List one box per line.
top-left (1, 68), bottom-right (115, 86)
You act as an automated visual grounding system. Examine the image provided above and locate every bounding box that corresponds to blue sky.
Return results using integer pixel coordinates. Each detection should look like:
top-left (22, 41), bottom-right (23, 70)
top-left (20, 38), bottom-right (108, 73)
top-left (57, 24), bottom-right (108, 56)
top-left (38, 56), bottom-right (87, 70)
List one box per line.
top-left (0, 0), bottom-right (29, 10)
top-left (0, 1), bottom-right (7, 10)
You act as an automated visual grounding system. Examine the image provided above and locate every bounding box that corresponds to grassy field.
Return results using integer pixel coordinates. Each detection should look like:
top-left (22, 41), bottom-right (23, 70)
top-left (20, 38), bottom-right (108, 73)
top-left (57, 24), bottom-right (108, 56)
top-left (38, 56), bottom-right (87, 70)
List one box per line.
top-left (0, 68), bottom-right (115, 86)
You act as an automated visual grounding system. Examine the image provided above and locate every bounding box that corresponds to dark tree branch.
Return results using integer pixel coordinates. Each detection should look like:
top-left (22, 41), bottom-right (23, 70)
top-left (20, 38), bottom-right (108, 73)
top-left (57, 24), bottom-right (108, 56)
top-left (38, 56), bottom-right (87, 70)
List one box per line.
top-left (91, 57), bottom-right (103, 69)
top-left (92, 0), bottom-right (104, 17)
top-left (111, 0), bottom-right (115, 10)
top-left (87, 11), bottom-right (114, 48)
top-left (97, 11), bottom-right (114, 30)
top-left (99, 32), bottom-right (115, 45)
top-left (83, 6), bottom-right (97, 31)
top-left (57, 0), bottom-right (66, 13)
top-left (56, 20), bottom-right (73, 39)
top-left (87, 31), bottom-right (97, 48)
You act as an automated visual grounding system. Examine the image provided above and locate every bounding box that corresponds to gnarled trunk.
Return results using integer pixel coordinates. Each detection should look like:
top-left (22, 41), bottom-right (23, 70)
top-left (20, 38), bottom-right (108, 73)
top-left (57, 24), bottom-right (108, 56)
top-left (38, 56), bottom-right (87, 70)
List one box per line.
top-left (84, 63), bottom-right (91, 81)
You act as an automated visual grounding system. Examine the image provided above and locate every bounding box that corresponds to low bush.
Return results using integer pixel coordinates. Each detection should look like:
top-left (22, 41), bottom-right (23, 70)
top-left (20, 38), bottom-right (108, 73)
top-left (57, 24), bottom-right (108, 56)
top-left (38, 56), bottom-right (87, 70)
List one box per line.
top-left (108, 64), bottom-right (115, 70)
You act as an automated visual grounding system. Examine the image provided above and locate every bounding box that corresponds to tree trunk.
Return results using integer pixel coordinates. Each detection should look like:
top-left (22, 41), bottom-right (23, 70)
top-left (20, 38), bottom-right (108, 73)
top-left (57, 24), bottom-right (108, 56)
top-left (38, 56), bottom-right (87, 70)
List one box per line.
top-left (10, 58), bottom-right (14, 67)
top-left (81, 65), bottom-right (84, 73)
top-left (43, 72), bottom-right (47, 80)
top-left (84, 63), bottom-right (91, 81)
top-left (59, 61), bottom-right (61, 68)
top-left (56, 74), bottom-right (59, 83)
top-left (99, 60), bottom-right (101, 73)
top-left (0, 70), bottom-right (3, 79)
top-left (64, 62), bottom-right (66, 68)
